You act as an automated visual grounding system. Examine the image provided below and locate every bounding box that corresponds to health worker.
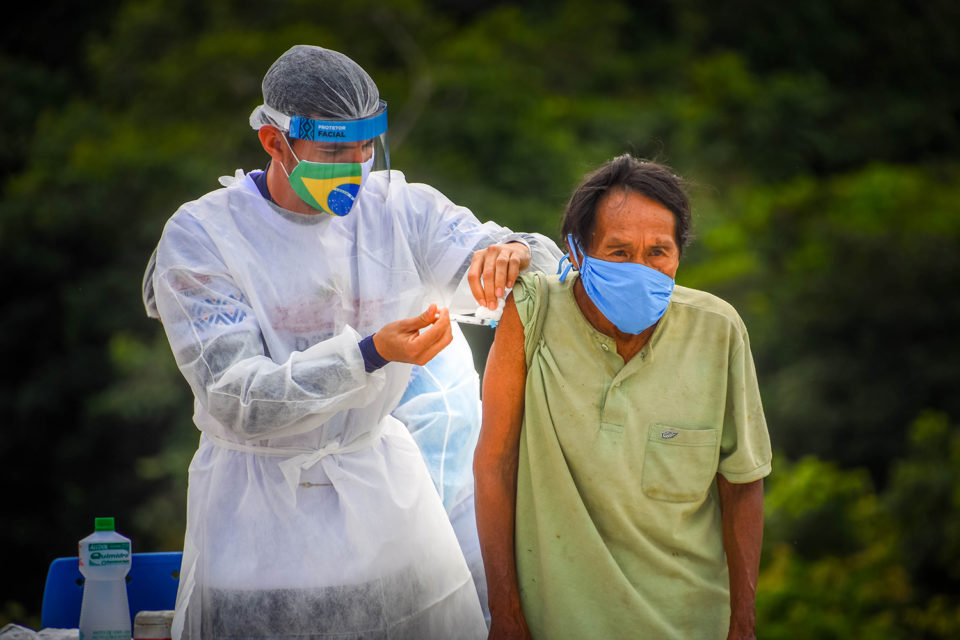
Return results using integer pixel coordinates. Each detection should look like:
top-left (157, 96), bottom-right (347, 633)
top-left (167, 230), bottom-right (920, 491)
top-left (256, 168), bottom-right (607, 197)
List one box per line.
top-left (146, 44), bottom-right (560, 638)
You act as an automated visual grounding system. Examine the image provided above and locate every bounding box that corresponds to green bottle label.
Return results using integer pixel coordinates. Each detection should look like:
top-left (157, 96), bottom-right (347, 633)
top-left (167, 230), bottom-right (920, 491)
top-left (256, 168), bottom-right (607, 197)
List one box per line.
top-left (88, 542), bottom-right (131, 566)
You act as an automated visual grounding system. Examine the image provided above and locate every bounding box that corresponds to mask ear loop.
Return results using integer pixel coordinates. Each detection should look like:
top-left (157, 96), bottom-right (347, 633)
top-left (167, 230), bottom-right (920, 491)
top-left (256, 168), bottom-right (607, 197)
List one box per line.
top-left (558, 233), bottom-right (584, 282)
top-left (278, 131), bottom-right (302, 178)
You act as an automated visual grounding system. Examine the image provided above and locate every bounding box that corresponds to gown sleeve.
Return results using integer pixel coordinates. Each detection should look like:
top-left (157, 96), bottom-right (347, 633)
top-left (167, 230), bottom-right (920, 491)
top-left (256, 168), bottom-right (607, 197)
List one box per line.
top-left (397, 181), bottom-right (563, 310)
top-left (153, 214), bottom-right (386, 441)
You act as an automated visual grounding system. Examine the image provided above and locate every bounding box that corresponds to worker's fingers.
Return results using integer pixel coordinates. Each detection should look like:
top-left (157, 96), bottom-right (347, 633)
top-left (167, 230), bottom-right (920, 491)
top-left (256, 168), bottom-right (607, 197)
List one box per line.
top-left (504, 247), bottom-right (524, 290)
top-left (469, 243), bottom-right (531, 310)
top-left (469, 246), bottom-right (504, 310)
top-left (411, 308), bottom-right (452, 363)
top-left (491, 248), bottom-right (523, 302)
top-left (372, 305), bottom-right (451, 365)
top-left (404, 303), bottom-right (439, 331)
top-left (467, 252), bottom-right (486, 307)
top-left (480, 248), bottom-right (500, 310)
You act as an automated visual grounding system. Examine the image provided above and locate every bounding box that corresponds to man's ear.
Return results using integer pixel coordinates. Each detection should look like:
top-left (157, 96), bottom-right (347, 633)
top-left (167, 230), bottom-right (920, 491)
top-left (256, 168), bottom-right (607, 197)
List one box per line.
top-left (258, 125), bottom-right (287, 163)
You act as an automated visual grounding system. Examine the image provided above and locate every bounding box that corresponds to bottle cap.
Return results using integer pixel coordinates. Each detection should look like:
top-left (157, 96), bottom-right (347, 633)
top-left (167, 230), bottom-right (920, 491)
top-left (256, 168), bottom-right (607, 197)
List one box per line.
top-left (94, 517), bottom-right (115, 531)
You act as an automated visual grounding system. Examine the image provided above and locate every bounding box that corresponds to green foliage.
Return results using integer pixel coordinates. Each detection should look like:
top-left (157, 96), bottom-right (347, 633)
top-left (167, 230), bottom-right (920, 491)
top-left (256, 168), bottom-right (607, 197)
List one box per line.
top-left (681, 0), bottom-right (960, 176)
top-left (753, 166), bottom-right (960, 478)
top-left (758, 415), bottom-right (960, 638)
top-left (886, 412), bottom-right (960, 595)
top-left (759, 454), bottom-right (908, 639)
top-left (679, 164), bottom-right (960, 478)
top-left (762, 454), bottom-right (880, 560)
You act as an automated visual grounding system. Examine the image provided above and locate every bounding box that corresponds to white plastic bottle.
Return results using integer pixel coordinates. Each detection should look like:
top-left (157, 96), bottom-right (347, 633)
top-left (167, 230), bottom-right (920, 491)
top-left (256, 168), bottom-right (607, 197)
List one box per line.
top-left (78, 517), bottom-right (132, 640)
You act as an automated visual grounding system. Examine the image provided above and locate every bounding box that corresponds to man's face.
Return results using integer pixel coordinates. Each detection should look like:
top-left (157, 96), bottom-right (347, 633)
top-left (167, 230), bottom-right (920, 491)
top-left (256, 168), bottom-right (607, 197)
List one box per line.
top-left (586, 189), bottom-right (680, 279)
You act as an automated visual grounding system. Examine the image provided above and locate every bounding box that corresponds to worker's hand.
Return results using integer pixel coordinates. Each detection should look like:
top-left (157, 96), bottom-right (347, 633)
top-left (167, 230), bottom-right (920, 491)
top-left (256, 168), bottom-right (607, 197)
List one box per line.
top-left (468, 241), bottom-right (531, 311)
top-left (372, 304), bottom-right (452, 365)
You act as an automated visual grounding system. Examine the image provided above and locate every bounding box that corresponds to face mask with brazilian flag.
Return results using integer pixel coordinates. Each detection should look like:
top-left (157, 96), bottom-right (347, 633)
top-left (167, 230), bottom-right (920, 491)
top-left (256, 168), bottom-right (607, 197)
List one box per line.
top-left (281, 137), bottom-right (375, 217)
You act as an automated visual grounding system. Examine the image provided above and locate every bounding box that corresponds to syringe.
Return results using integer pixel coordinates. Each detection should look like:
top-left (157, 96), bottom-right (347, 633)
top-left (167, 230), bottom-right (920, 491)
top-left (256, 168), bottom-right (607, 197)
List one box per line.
top-left (449, 313), bottom-right (498, 327)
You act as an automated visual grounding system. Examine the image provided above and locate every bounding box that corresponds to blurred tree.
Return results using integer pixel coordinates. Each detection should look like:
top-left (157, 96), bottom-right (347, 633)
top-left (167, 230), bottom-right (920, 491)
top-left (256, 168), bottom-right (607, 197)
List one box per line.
top-left (680, 163), bottom-right (960, 481)
top-left (885, 412), bottom-right (960, 599)
top-left (680, 0), bottom-right (960, 179)
top-left (753, 165), bottom-right (960, 480)
top-left (758, 455), bottom-right (911, 639)
top-left (758, 415), bottom-right (960, 639)
top-left (0, 1), bottom-right (123, 177)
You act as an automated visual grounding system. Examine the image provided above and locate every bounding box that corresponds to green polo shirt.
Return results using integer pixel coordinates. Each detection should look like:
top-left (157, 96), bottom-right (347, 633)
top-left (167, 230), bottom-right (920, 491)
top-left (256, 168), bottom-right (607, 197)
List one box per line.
top-left (513, 272), bottom-right (771, 640)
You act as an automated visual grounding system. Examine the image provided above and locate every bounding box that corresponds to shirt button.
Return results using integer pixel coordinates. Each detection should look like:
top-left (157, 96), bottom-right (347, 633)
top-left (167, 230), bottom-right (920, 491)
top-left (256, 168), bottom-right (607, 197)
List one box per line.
top-left (614, 382), bottom-right (621, 388)
top-left (601, 344), bottom-right (609, 351)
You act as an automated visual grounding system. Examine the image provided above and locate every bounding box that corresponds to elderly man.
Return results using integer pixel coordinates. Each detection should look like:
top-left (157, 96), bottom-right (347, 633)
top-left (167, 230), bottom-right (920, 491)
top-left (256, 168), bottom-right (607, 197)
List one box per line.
top-left (147, 44), bottom-right (559, 638)
top-left (475, 155), bottom-right (772, 639)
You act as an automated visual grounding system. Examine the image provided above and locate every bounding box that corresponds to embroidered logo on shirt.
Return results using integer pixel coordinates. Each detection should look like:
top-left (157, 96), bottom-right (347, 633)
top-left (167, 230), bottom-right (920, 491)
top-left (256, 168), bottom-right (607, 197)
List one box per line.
top-left (660, 429), bottom-right (680, 440)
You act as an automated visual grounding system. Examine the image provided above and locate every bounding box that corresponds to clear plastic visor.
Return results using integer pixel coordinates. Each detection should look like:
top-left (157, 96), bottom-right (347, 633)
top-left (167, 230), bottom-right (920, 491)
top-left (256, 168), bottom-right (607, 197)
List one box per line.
top-left (252, 102), bottom-right (390, 175)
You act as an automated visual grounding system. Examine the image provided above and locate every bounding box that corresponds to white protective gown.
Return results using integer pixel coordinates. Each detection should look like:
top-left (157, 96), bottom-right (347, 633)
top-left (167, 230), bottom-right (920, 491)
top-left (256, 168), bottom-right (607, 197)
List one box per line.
top-left (151, 169), bottom-right (557, 639)
top-left (391, 330), bottom-right (487, 621)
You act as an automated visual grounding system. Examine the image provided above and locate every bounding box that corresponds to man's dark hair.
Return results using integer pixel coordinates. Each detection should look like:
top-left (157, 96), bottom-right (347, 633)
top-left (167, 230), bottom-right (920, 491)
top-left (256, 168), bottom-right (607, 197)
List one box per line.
top-left (560, 155), bottom-right (692, 255)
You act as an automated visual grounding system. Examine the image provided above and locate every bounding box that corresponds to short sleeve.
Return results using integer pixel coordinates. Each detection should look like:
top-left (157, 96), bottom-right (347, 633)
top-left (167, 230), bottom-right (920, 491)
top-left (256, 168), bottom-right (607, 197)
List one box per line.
top-left (512, 272), bottom-right (549, 368)
top-left (718, 327), bottom-right (773, 483)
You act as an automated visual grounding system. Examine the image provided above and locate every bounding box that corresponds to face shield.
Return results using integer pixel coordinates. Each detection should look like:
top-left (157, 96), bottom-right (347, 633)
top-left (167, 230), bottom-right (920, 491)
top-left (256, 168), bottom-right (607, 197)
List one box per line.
top-left (250, 101), bottom-right (390, 216)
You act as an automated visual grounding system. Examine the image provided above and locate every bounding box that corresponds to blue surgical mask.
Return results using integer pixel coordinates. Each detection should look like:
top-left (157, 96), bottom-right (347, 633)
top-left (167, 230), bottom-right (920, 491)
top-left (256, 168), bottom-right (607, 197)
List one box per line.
top-left (559, 234), bottom-right (674, 334)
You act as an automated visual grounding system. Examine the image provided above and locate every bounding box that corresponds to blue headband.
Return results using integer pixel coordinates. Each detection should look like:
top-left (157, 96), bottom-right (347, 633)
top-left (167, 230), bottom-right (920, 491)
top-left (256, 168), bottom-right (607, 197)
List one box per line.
top-left (289, 101), bottom-right (388, 143)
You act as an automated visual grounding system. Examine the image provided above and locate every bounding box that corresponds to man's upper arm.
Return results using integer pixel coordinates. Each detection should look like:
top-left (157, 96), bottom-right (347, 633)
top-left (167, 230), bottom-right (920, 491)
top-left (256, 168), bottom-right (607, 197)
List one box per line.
top-left (477, 294), bottom-right (527, 466)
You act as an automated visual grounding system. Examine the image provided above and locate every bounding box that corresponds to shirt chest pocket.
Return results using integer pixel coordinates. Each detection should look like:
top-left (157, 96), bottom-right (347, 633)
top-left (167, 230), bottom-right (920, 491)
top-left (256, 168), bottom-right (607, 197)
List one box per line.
top-left (641, 424), bottom-right (719, 503)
